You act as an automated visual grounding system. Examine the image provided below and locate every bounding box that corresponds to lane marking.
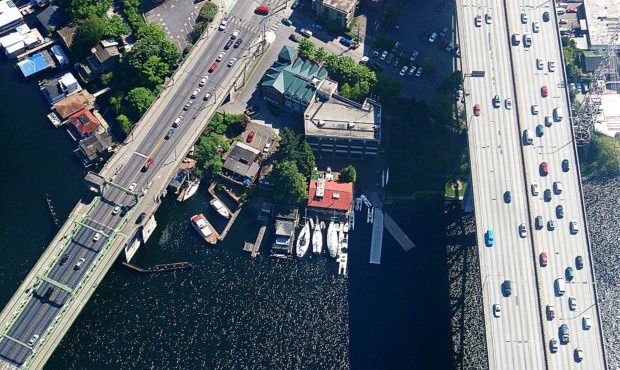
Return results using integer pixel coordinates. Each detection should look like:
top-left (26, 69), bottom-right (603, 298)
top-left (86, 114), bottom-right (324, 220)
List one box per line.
top-left (133, 151), bottom-right (149, 159)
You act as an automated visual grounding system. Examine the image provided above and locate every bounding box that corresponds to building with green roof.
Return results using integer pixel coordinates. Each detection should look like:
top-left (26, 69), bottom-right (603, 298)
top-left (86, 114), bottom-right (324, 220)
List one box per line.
top-left (261, 45), bottom-right (328, 114)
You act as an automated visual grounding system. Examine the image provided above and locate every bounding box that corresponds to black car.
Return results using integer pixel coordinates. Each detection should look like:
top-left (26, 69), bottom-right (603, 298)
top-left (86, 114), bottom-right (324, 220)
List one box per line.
top-left (556, 205), bottom-right (564, 218)
top-left (165, 128), bottom-right (176, 140)
top-left (542, 11), bottom-right (550, 22)
top-left (59, 253), bottom-right (69, 266)
top-left (136, 212), bottom-right (146, 224)
top-left (224, 39), bottom-right (233, 50)
top-left (544, 189), bottom-right (552, 201)
top-left (575, 255), bottom-right (584, 270)
top-left (234, 38), bottom-right (242, 48)
top-left (503, 191), bottom-right (512, 203)
top-left (562, 159), bottom-right (570, 172)
top-left (502, 280), bottom-right (512, 297)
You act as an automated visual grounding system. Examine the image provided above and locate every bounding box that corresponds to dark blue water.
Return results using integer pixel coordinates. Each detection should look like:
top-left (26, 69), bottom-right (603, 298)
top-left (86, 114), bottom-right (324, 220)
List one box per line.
top-left (0, 55), bottom-right (453, 369)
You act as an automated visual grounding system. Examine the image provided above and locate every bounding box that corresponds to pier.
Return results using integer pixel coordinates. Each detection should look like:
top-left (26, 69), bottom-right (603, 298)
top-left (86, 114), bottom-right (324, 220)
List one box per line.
top-left (369, 209), bottom-right (384, 264)
top-left (121, 261), bottom-right (193, 273)
top-left (243, 224), bottom-right (267, 258)
top-left (383, 213), bottom-right (416, 251)
top-left (44, 193), bottom-right (60, 228)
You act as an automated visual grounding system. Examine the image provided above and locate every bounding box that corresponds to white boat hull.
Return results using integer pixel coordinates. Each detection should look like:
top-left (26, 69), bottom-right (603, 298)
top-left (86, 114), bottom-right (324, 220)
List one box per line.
top-left (296, 222), bottom-right (310, 257)
top-left (312, 224), bottom-right (323, 254)
top-left (326, 221), bottom-right (338, 258)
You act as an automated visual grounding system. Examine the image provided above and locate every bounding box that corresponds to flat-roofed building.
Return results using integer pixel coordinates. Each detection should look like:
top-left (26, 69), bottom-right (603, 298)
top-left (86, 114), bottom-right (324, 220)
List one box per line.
top-left (595, 91), bottom-right (620, 137)
top-left (304, 79), bottom-right (381, 157)
top-left (0, 0), bottom-right (23, 33)
top-left (583, 0), bottom-right (620, 50)
top-left (312, 0), bottom-right (358, 28)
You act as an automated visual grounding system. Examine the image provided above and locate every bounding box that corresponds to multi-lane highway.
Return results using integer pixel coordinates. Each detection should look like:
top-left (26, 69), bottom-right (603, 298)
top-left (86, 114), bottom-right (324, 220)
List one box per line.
top-left (0, 3), bottom-right (273, 368)
top-left (457, 0), bottom-right (608, 368)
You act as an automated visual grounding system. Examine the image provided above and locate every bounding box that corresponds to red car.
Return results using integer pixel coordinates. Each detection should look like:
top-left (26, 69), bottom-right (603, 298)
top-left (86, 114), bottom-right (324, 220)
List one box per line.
top-left (209, 62), bottom-right (218, 73)
top-left (473, 103), bottom-right (481, 116)
top-left (566, 7), bottom-right (578, 13)
top-left (255, 5), bottom-right (269, 15)
top-left (540, 161), bottom-right (549, 176)
top-left (541, 85), bottom-right (548, 97)
top-left (540, 252), bottom-right (548, 267)
top-left (246, 131), bottom-right (255, 143)
top-left (142, 157), bottom-right (154, 172)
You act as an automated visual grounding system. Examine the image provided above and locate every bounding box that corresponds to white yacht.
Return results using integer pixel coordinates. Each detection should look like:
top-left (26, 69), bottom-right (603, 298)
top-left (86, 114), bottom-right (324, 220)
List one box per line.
top-left (181, 178), bottom-right (200, 202)
top-left (312, 222), bottom-right (323, 254)
top-left (326, 221), bottom-right (338, 258)
top-left (209, 199), bottom-right (230, 218)
top-left (296, 222), bottom-right (310, 257)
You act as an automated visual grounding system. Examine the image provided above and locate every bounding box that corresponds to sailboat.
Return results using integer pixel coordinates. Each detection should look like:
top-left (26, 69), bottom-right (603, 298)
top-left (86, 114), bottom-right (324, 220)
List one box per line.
top-left (210, 198), bottom-right (230, 218)
top-left (312, 222), bottom-right (323, 254)
top-left (296, 222), bottom-right (310, 257)
top-left (327, 221), bottom-right (338, 258)
top-left (181, 178), bottom-right (201, 202)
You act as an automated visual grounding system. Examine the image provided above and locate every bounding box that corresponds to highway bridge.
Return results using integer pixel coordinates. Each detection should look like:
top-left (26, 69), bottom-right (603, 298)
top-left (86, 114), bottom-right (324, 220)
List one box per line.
top-left (456, 0), bottom-right (608, 369)
top-left (0, 2), bottom-right (275, 368)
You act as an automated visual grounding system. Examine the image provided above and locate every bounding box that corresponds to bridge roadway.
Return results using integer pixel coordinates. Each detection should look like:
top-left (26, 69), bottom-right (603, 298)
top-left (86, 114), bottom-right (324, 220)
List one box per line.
top-left (0, 2), bottom-right (272, 368)
top-left (457, 0), bottom-right (608, 369)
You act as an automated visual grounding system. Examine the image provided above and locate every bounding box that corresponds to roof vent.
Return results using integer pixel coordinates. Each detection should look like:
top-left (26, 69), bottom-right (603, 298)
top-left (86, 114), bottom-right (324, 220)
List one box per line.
top-left (332, 192), bottom-right (340, 199)
top-left (316, 178), bottom-right (325, 198)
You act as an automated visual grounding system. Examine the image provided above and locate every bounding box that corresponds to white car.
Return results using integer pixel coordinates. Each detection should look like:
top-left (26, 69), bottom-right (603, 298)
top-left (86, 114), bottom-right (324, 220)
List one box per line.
top-left (523, 34), bottom-right (532, 47)
top-left (218, 19), bottom-right (228, 31)
top-left (531, 104), bottom-right (540, 115)
top-left (521, 12), bottom-right (528, 24)
top-left (553, 181), bottom-right (563, 194)
top-left (27, 334), bottom-right (39, 347)
top-left (531, 183), bottom-right (539, 196)
top-left (415, 67), bottom-right (423, 77)
top-left (548, 61), bottom-right (556, 72)
top-left (228, 58), bottom-right (237, 67)
top-left (380, 50), bottom-right (388, 60)
top-left (409, 66), bottom-right (416, 76)
top-left (582, 316), bottom-right (592, 330)
top-left (75, 257), bottom-right (86, 270)
top-left (505, 97), bottom-right (512, 110)
top-left (428, 32), bottom-right (437, 43)
top-left (569, 297), bottom-right (577, 311)
top-left (485, 13), bottom-right (492, 24)
top-left (519, 224), bottom-right (527, 238)
top-left (199, 76), bottom-right (208, 87)
top-left (231, 29), bottom-right (240, 39)
top-left (570, 220), bottom-right (579, 234)
top-left (93, 232), bottom-right (101, 242)
top-left (536, 58), bottom-right (544, 70)
top-left (493, 303), bottom-right (501, 317)
top-left (128, 182), bottom-right (137, 192)
top-left (216, 52), bottom-right (225, 62)
top-left (399, 66), bottom-right (408, 76)
top-left (112, 205), bottom-right (121, 215)
top-left (191, 88), bottom-right (200, 99)
top-left (532, 21), bottom-right (540, 33)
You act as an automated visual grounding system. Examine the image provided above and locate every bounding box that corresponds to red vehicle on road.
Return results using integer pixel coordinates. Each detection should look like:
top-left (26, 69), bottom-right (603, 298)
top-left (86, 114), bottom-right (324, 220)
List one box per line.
top-left (540, 252), bottom-right (548, 267)
top-left (142, 157), bottom-right (154, 172)
top-left (540, 161), bottom-right (549, 176)
top-left (255, 5), bottom-right (269, 15)
top-left (246, 131), bottom-right (255, 143)
top-left (209, 62), bottom-right (218, 72)
top-left (541, 85), bottom-right (548, 97)
top-left (566, 7), bottom-right (578, 13)
top-left (473, 103), bottom-right (481, 116)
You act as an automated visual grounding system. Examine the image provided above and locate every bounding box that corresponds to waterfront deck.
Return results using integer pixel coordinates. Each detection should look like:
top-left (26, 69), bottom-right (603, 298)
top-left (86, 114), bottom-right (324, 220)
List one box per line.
top-left (243, 224), bottom-right (266, 258)
top-left (369, 209), bottom-right (383, 264)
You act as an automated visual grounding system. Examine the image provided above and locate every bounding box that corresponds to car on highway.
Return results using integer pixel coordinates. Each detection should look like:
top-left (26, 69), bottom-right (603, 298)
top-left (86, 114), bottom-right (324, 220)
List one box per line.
top-left (255, 5), bottom-right (269, 15)
top-left (112, 205), bottom-right (121, 215)
top-left (74, 257), bottom-right (86, 270)
top-left (553, 181), bottom-right (563, 194)
top-left (570, 220), bottom-right (579, 234)
top-left (409, 50), bottom-right (419, 61)
top-left (183, 100), bottom-right (193, 110)
top-left (165, 128), bottom-right (175, 140)
top-left (504, 97), bottom-right (512, 110)
top-left (546, 304), bottom-right (555, 319)
top-left (556, 205), bottom-right (564, 218)
top-left (485, 230), bottom-right (494, 246)
top-left (209, 62), bottom-right (218, 73)
top-left (536, 57), bottom-right (544, 70)
top-left (523, 129), bottom-right (533, 145)
top-left (485, 12), bottom-right (492, 24)
top-left (569, 296), bottom-right (577, 311)
top-left (583, 316), bottom-right (592, 330)
top-left (234, 38), bottom-right (242, 48)
top-left (535, 216), bottom-right (543, 229)
top-left (531, 104), bottom-right (539, 115)
top-left (518, 224), bottom-right (527, 238)
top-left (523, 34), bottom-right (532, 47)
top-left (473, 103), bottom-right (481, 116)
top-left (549, 339), bottom-right (559, 353)
top-left (512, 33), bottom-right (521, 45)
top-left (502, 280), bottom-right (512, 296)
top-left (531, 183), bottom-right (539, 196)
top-left (224, 39), bottom-right (233, 50)
top-left (542, 11), bottom-right (550, 22)
top-left (547, 220), bottom-right (555, 231)
top-left (191, 88), bottom-right (200, 99)
top-left (576, 255), bottom-right (584, 269)
top-left (541, 85), bottom-right (548, 97)
top-left (216, 52), bottom-right (225, 62)
top-left (282, 18), bottom-right (292, 26)
top-left (562, 158), bottom-right (570, 171)
top-left (218, 19), bottom-right (228, 31)
top-left (492, 95), bottom-right (500, 108)
top-left (27, 334), bottom-right (39, 347)
top-left (474, 15), bottom-right (482, 27)
top-left (199, 76), bottom-right (208, 87)
top-left (228, 58), bottom-right (237, 67)
top-left (59, 253), bottom-right (69, 266)
top-left (231, 29), bottom-right (240, 39)
top-left (545, 115), bottom-right (553, 127)
top-left (560, 323), bottom-right (570, 343)
top-left (566, 266), bottom-right (575, 281)
top-left (173, 116), bottom-right (183, 128)
top-left (136, 212), bottom-right (146, 224)
top-left (428, 32), bottom-right (437, 43)
top-left (554, 107), bottom-right (564, 122)
top-left (536, 124), bottom-right (544, 137)
top-left (128, 182), bottom-right (137, 192)
top-left (203, 92), bottom-right (212, 101)
top-left (493, 303), bottom-right (501, 318)
top-left (575, 348), bottom-right (584, 362)
top-left (246, 131), bottom-right (255, 143)
top-left (532, 21), bottom-right (540, 33)
top-left (521, 12), bottom-right (528, 23)
top-left (540, 162), bottom-right (549, 176)
top-left (540, 252), bottom-right (548, 267)
top-left (399, 66), bottom-right (408, 76)
top-left (503, 191), bottom-right (511, 203)
top-left (548, 61), bottom-right (556, 72)
top-left (300, 28), bottom-right (312, 37)
top-left (544, 189), bottom-right (552, 201)
top-left (142, 157), bottom-right (154, 172)
top-left (92, 232), bottom-right (102, 242)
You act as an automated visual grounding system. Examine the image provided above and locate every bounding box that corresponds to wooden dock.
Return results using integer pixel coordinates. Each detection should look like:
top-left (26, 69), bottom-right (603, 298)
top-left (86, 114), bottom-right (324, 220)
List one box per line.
top-left (122, 261), bottom-right (193, 273)
top-left (218, 207), bottom-right (242, 241)
top-left (243, 225), bottom-right (266, 258)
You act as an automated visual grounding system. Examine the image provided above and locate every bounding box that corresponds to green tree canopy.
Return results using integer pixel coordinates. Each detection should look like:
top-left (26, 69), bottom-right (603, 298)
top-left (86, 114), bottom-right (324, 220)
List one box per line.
top-left (275, 128), bottom-right (300, 161)
top-left (271, 161), bottom-right (308, 206)
top-left (274, 128), bottom-right (316, 179)
top-left (295, 141), bottom-right (316, 179)
top-left (124, 87), bottom-right (156, 121)
top-left (104, 15), bottom-right (131, 38)
top-left (115, 114), bottom-right (133, 138)
top-left (125, 24), bottom-right (179, 88)
top-left (194, 133), bottom-right (230, 178)
top-left (340, 165), bottom-right (357, 183)
top-left (66, 0), bottom-right (111, 20)
top-left (72, 15), bottom-right (106, 58)
top-left (297, 39), bottom-right (316, 59)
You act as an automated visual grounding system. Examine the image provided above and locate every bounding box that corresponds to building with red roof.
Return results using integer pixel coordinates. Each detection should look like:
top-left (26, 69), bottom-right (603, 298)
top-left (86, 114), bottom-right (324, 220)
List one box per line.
top-left (307, 177), bottom-right (353, 218)
top-left (68, 108), bottom-right (100, 140)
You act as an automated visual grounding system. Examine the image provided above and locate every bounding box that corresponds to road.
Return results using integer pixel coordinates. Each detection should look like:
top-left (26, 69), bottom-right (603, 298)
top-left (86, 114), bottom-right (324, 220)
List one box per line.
top-left (457, 0), bottom-right (607, 369)
top-left (0, 2), bottom-right (274, 368)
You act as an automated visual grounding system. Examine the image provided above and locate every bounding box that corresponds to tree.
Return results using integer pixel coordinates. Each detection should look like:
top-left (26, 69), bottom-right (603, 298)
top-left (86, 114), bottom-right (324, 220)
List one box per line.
top-left (198, 2), bottom-right (217, 22)
top-left (270, 161), bottom-right (308, 206)
top-left (101, 71), bottom-right (115, 86)
top-left (297, 39), bottom-right (316, 59)
top-left (275, 128), bottom-right (300, 161)
top-left (373, 74), bottom-right (401, 105)
top-left (124, 87), bottom-right (156, 121)
top-left (314, 47), bottom-right (328, 64)
top-left (109, 94), bottom-right (122, 114)
top-left (115, 114), bottom-right (133, 138)
top-left (66, 0), bottom-right (111, 20)
top-left (124, 24), bottom-right (179, 88)
top-left (72, 15), bottom-right (106, 58)
top-left (340, 165), bottom-right (357, 183)
top-left (104, 15), bottom-right (131, 38)
top-left (295, 141), bottom-right (316, 179)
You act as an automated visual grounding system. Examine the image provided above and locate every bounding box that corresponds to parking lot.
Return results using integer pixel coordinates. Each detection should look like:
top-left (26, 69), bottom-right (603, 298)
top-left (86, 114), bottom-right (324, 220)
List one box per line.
top-left (144, 0), bottom-right (210, 51)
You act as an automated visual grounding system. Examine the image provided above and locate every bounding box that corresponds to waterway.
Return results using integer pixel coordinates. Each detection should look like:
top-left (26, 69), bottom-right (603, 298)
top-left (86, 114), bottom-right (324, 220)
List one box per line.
top-left (0, 57), bottom-right (454, 368)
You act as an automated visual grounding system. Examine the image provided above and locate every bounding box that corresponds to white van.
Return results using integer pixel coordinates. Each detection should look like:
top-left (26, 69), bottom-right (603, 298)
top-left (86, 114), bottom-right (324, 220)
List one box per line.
top-left (523, 129), bottom-right (533, 145)
top-left (555, 278), bottom-right (566, 296)
top-left (557, 7), bottom-right (566, 15)
top-left (553, 107), bottom-right (564, 122)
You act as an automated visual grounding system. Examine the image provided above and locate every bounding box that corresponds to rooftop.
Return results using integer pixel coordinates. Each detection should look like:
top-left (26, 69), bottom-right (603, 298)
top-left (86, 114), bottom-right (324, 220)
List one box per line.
top-left (57, 24), bottom-right (77, 48)
top-left (36, 5), bottom-right (68, 34)
top-left (69, 108), bottom-right (100, 136)
top-left (595, 91), bottom-right (620, 137)
top-left (304, 95), bottom-right (381, 141)
top-left (0, 0), bottom-right (22, 31)
top-left (307, 178), bottom-right (353, 212)
top-left (321, 0), bottom-right (357, 13)
top-left (223, 141), bottom-right (261, 179)
top-left (583, 0), bottom-right (620, 49)
top-left (17, 49), bottom-right (54, 78)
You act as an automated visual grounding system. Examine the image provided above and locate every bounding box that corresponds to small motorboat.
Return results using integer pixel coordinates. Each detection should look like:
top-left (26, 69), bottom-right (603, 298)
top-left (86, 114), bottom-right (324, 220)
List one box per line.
top-left (296, 222), bottom-right (310, 257)
top-left (47, 112), bottom-right (62, 127)
top-left (327, 221), bottom-right (338, 258)
top-left (210, 198), bottom-right (230, 218)
top-left (190, 214), bottom-right (217, 244)
top-left (181, 178), bottom-right (200, 202)
top-left (312, 222), bottom-right (323, 254)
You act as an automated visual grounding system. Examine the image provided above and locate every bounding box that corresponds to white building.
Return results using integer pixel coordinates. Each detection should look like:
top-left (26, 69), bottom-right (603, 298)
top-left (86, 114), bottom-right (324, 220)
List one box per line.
top-left (582, 0), bottom-right (620, 50)
top-left (0, 24), bottom-right (42, 57)
top-left (595, 92), bottom-right (620, 137)
top-left (0, 0), bottom-right (23, 33)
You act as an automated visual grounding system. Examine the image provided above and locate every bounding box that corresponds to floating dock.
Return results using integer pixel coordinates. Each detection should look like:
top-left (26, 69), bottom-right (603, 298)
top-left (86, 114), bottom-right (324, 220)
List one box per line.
top-left (122, 261), bottom-right (193, 273)
top-left (369, 209), bottom-right (383, 264)
top-left (44, 194), bottom-right (60, 228)
top-left (383, 213), bottom-right (416, 251)
top-left (243, 224), bottom-right (266, 258)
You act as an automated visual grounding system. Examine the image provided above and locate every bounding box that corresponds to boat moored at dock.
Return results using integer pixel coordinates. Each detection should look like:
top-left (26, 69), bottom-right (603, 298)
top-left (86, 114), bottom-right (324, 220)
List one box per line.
top-left (296, 221), bottom-right (310, 257)
top-left (326, 221), bottom-right (338, 258)
top-left (190, 214), bottom-right (217, 244)
top-left (210, 198), bottom-right (230, 218)
top-left (312, 222), bottom-right (323, 254)
top-left (181, 178), bottom-right (200, 202)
